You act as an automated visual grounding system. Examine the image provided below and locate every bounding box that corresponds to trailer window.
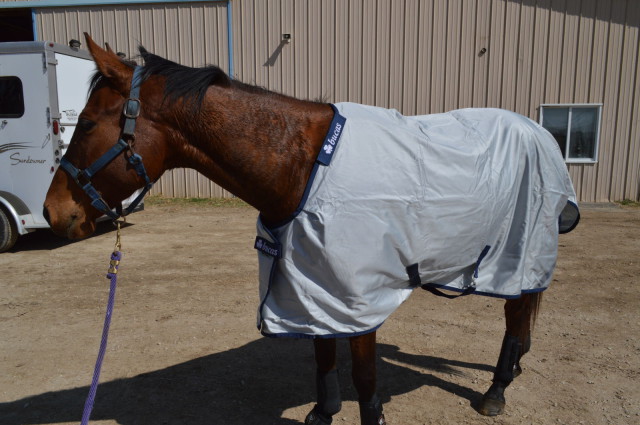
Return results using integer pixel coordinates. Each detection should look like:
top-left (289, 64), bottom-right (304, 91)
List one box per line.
top-left (0, 77), bottom-right (25, 118)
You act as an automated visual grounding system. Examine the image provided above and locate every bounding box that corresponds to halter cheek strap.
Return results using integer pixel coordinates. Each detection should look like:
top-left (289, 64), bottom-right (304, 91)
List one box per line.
top-left (59, 66), bottom-right (153, 220)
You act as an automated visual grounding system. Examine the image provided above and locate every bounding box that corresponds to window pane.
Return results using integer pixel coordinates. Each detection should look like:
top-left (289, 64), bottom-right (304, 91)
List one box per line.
top-left (542, 107), bottom-right (569, 155)
top-left (569, 107), bottom-right (598, 160)
top-left (0, 77), bottom-right (25, 117)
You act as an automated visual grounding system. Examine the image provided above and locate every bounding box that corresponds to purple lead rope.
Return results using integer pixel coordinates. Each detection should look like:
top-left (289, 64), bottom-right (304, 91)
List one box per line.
top-left (80, 246), bottom-right (122, 425)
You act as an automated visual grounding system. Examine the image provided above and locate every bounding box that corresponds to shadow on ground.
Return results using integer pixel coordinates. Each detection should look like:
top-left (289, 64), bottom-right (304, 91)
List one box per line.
top-left (0, 339), bottom-right (492, 425)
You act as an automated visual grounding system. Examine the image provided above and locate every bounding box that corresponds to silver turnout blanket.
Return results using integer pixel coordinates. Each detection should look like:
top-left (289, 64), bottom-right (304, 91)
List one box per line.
top-left (255, 103), bottom-right (579, 338)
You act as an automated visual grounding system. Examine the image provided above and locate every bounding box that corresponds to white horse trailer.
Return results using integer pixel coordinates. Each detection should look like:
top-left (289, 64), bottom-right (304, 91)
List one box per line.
top-left (0, 41), bottom-right (141, 252)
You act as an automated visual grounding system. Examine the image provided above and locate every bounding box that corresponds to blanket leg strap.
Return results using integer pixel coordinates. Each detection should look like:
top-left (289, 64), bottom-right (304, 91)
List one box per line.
top-left (305, 369), bottom-right (342, 425)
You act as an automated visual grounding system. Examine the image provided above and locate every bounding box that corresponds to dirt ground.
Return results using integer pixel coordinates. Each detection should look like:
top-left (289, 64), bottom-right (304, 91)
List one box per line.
top-left (1, 201), bottom-right (638, 425)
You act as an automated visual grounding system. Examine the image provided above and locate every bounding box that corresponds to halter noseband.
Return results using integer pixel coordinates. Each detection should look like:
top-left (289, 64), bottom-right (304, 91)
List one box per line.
top-left (59, 66), bottom-right (153, 220)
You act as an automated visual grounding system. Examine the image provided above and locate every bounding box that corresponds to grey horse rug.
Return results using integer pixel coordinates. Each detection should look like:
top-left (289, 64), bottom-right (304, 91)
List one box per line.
top-left (255, 103), bottom-right (580, 338)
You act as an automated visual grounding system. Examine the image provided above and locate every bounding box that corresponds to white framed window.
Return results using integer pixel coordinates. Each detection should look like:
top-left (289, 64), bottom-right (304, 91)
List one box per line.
top-left (539, 104), bottom-right (602, 163)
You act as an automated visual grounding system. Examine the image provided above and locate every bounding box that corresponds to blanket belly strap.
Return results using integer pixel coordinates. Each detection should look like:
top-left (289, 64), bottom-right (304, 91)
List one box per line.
top-left (407, 245), bottom-right (491, 299)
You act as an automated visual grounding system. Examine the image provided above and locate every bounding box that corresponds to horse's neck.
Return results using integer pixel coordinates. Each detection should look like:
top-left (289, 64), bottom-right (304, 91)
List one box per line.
top-left (170, 86), bottom-right (333, 225)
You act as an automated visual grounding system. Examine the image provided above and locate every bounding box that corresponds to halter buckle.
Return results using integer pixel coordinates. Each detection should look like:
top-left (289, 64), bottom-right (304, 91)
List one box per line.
top-left (123, 98), bottom-right (141, 119)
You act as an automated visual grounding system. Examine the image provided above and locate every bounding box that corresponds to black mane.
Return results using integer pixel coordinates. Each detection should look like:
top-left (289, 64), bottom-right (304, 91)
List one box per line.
top-left (89, 46), bottom-right (233, 108)
top-left (139, 46), bottom-right (231, 107)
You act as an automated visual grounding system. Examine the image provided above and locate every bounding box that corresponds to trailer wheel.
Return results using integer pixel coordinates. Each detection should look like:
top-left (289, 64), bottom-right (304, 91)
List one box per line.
top-left (0, 207), bottom-right (18, 253)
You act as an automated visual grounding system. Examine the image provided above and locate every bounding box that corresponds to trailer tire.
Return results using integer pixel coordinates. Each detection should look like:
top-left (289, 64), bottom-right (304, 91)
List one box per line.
top-left (0, 207), bottom-right (18, 253)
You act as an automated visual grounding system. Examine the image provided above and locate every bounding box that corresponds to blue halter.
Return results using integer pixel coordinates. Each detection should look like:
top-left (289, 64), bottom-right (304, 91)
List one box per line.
top-left (59, 66), bottom-right (153, 220)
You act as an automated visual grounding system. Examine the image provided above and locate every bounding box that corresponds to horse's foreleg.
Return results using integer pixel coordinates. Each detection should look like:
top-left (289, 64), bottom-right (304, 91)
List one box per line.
top-left (349, 332), bottom-right (386, 425)
top-left (479, 292), bottom-right (541, 416)
top-left (305, 338), bottom-right (342, 425)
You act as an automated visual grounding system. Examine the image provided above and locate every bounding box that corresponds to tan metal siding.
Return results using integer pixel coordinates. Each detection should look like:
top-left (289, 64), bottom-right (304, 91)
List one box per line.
top-left (415, 1), bottom-right (433, 114)
top-left (12, 0), bottom-right (636, 202)
top-left (229, 0), bottom-right (638, 203)
top-left (617, 2), bottom-right (639, 201)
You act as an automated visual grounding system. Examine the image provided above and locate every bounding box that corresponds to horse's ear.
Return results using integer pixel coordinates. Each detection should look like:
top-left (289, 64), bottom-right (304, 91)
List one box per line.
top-left (84, 32), bottom-right (132, 94)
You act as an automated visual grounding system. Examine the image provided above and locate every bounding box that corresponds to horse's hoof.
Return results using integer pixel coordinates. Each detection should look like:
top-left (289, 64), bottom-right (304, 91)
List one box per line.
top-left (477, 395), bottom-right (506, 416)
top-left (305, 406), bottom-right (333, 425)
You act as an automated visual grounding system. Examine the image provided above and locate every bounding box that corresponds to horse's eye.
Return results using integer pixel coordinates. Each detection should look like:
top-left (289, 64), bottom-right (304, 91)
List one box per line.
top-left (78, 118), bottom-right (96, 133)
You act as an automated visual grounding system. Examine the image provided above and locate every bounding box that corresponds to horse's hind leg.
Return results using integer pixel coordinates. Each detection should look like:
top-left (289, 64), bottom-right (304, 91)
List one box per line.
top-left (478, 292), bottom-right (542, 416)
top-left (305, 338), bottom-right (342, 425)
top-left (349, 332), bottom-right (386, 425)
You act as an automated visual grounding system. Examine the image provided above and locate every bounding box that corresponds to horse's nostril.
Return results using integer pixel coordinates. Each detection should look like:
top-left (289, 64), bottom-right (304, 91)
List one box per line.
top-left (43, 206), bottom-right (52, 226)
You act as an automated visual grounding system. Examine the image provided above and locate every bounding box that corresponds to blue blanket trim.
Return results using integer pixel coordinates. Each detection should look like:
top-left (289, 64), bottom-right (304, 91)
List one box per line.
top-left (261, 322), bottom-right (384, 340)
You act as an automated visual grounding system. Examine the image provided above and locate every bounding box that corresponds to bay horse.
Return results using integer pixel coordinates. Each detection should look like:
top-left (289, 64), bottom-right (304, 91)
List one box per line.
top-left (44, 34), bottom-right (578, 424)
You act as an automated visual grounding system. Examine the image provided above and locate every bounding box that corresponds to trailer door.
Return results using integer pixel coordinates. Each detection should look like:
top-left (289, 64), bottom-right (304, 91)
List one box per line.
top-left (54, 52), bottom-right (94, 154)
top-left (0, 51), bottom-right (53, 231)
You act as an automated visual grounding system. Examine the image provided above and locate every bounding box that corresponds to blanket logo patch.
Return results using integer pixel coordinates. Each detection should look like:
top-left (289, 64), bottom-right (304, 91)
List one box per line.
top-left (255, 236), bottom-right (282, 259)
top-left (323, 143), bottom-right (334, 155)
top-left (317, 111), bottom-right (346, 166)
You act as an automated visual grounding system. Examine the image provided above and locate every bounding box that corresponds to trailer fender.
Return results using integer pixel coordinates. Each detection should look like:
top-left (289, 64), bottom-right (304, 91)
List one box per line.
top-left (0, 192), bottom-right (30, 235)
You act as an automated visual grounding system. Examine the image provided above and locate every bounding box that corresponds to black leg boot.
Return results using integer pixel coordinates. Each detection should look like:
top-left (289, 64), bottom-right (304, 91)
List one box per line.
top-left (359, 393), bottom-right (386, 425)
top-left (305, 369), bottom-right (342, 425)
top-left (478, 333), bottom-right (521, 416)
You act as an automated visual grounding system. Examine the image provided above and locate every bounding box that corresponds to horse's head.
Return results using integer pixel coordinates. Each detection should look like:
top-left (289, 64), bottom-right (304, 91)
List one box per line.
top-left (44, 34), bottom-right (168, 239)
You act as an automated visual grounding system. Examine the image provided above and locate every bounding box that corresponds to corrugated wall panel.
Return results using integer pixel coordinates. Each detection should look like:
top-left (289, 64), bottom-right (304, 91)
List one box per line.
top-left (529, 0), bottom-right (550, 115)
top-left (562, 0), bottom-right (584, 198)
top-left (544, 0), bottom-right (564, 104)
top-left (430, 0), bottom-right (447, 112)
top-left (388, 1), bottom-right (403, 111)
top-left (415, 0), bottom-right (433, 115)
top-left (473, 0), bottom-right (491, 108)
top-left (361, 2), bottom-right (376, 106)
top-left (293, 0), bottom-right (308, 99)
top-left (281, 0), bottom-right (294, 95)
top-left (374, 0), bottom-right (390, 107)
top-left (443, 0), bottom-right (461, 112)
top-left (581, 0), bottom-right (611, 202)
top-left (629, 66), bottom-right (640, 202)
top-left (255, 0), bottom-right (269, 88)
top-left (569, 1), bottom-right (596, 200)
top-left (486, 0), bottom-right (506, 108)
top-left (501, 0), bottom-right (519, 111)
top-left (458, 0), bottom-right (476, 110)
top-left (306, 0), bottom-right (321, 100)
top-left (515, 0), bottom-right (534, 117)
top-left (266, 0), bottom-right (281, 92)
top-left (612, 2), bottom-right (638, 201)
top-left (334, 0), bottom-right (348, 103)
top-left (596, 1), bottom-right (626, 201)
top-left (560, 1), bottom-right (580, 103)
top-left (320, 0), bottom-right (335, 102)
top-left (348, 0), bottom-right (363, 103)
top-left (23, 0), bottom-right (640, 202)
top-left (574, 0), bottom-right (596, 104)
top-left (627, 6), bottom-right (640, 202)
top-left (401, 0), bottom-right (418, 114)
